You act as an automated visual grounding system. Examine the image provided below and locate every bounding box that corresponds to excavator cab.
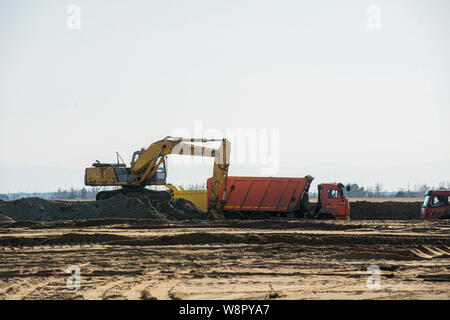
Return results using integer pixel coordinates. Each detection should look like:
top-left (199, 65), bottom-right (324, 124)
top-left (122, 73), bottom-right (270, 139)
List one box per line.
top-left (87, 156), bottom-right (167, 185)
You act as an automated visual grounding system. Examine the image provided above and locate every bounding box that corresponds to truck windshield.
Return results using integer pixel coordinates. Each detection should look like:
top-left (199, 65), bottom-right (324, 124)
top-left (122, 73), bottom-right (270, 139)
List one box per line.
top-left (328, 189), bottom-right (342, 198)
top-left (422, 196), bottom-right (430, 207)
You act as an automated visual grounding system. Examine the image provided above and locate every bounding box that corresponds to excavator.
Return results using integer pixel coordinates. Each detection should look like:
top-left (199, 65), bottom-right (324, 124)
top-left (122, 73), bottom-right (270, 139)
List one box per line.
top-left (84, 137), bottom-right (231, 218)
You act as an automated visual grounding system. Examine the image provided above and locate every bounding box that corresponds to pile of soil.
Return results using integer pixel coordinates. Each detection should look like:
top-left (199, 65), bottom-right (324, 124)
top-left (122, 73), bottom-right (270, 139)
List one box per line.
top-left (308, 200), bottom-right (423, 220)
top-left (349, 201), bottom-right (423, 220)
top-left (0, 195), bottom-right (207, 222)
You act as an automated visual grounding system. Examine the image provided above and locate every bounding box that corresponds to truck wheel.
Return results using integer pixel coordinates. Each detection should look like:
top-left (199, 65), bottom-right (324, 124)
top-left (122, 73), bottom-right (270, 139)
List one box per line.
top-left (225, 211), bottom-right (245, 220)
top-left (294, 210), bottom-right (304, 218)
top-left (306, 208), bottom-right (316, 219)
top-left (444, 208), bottom-right (450, 219)
top-left (249, 212), bottom-right (270, 220)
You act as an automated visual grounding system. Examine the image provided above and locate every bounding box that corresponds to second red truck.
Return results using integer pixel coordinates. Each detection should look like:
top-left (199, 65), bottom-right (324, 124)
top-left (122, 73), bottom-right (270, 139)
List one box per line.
top-left (420, 190), bottom-right (450, 220)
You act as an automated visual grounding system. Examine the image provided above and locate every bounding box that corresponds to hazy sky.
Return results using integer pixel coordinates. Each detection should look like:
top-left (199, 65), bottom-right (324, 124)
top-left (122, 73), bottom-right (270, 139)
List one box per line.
top-left (1, 0), bottom-right (449, 193)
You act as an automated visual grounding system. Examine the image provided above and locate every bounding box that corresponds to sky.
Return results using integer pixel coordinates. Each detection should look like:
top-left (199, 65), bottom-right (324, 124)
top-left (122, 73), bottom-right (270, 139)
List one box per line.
top-left (0, 0), bottom-right (449, 193)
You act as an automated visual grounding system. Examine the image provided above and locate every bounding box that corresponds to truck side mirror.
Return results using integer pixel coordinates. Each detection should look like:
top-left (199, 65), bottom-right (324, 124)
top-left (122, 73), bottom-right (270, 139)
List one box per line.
top-left (346, 185), bottom-right (351, 192)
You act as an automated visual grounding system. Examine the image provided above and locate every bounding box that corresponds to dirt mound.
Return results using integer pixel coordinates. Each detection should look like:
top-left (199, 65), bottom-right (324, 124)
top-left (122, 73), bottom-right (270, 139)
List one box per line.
top-left (308, 200), bottom-right (422, 220)
top-left (350, 201), bottom-right (422, 220)
top-left (0, 197), bottom-right (424, 222)
top-left (0, 195), bottom-right (207, 222)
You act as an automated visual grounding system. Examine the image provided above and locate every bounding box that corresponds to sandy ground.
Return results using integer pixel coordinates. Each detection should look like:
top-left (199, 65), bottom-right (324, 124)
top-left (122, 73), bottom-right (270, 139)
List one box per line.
top-left (0, 219), bottom-right (449, 300)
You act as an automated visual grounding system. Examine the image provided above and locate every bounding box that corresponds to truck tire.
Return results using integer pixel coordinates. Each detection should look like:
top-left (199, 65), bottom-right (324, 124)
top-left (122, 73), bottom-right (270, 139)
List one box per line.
top-left (294, 209), bottom-right (304, 218)
top-left (445, 208), bottom-right (450, 219)
top-left (225, 211), bottom-right (245, 220)
top-left (305, 208), bottom-right (314, 219)
top-left (249, 212), bottom-right (270, 220)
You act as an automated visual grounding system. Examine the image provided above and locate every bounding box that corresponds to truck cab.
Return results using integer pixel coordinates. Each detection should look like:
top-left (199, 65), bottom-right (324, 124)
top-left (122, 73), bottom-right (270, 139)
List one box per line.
top-left (314, 183), bottom-right (350, 220)
top-left (420, 190), bottom-right (450, 220)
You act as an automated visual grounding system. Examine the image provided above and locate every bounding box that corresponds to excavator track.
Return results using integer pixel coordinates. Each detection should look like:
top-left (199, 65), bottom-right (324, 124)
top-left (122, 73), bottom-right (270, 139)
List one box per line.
top-left (96, 187), bottom-right (171, 201)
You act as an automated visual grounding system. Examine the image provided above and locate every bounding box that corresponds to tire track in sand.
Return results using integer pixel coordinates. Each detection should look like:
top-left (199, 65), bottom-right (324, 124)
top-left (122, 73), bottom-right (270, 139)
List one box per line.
top-left (82, 277), bottom-right (138, 300)
top-left (410, 245), bottom-right (450, 259)
top-left (146, 279), bottom-right (181, 300)
top-left (123, 272), bottom-right (160, 300)
top-left (3, 278), bottom-right (52, 300)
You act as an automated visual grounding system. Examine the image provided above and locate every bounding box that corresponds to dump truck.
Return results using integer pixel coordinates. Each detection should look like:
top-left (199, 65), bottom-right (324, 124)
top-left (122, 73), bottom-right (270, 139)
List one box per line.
top-left (203, 176), bottom-right (351, 220)
top-left (420, 190), bottom-right (450, 220)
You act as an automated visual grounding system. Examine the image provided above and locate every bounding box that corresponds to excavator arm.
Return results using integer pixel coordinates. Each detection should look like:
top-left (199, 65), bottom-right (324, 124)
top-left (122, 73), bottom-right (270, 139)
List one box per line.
top-left (131, 137), bottom-right (231, 216)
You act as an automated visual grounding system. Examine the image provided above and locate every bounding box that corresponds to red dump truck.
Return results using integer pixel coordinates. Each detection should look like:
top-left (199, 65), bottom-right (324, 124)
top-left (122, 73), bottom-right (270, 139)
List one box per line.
top-left (420, 190), bottom-right (450, 220)
top-left (206, 176), bottom-right (350, 220)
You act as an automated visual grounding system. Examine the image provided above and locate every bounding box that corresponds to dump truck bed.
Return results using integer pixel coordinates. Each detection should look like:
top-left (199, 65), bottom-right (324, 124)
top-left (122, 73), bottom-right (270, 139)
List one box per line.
top-left (207, 176), bottom-right (312, 215)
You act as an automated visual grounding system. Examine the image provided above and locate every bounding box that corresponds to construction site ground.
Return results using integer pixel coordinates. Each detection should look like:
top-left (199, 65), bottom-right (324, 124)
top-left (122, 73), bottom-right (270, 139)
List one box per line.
top-left (0, 218), bottom-right (449, 300)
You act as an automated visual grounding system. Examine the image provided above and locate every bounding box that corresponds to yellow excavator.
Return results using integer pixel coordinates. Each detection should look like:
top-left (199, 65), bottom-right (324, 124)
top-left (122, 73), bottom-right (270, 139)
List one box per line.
top-left (84, 136), bottom-right (231, 217)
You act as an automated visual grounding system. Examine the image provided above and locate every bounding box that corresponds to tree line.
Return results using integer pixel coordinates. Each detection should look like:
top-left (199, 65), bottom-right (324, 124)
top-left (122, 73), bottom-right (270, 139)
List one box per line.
top-left (343, 181), bottom-right (450, 198)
